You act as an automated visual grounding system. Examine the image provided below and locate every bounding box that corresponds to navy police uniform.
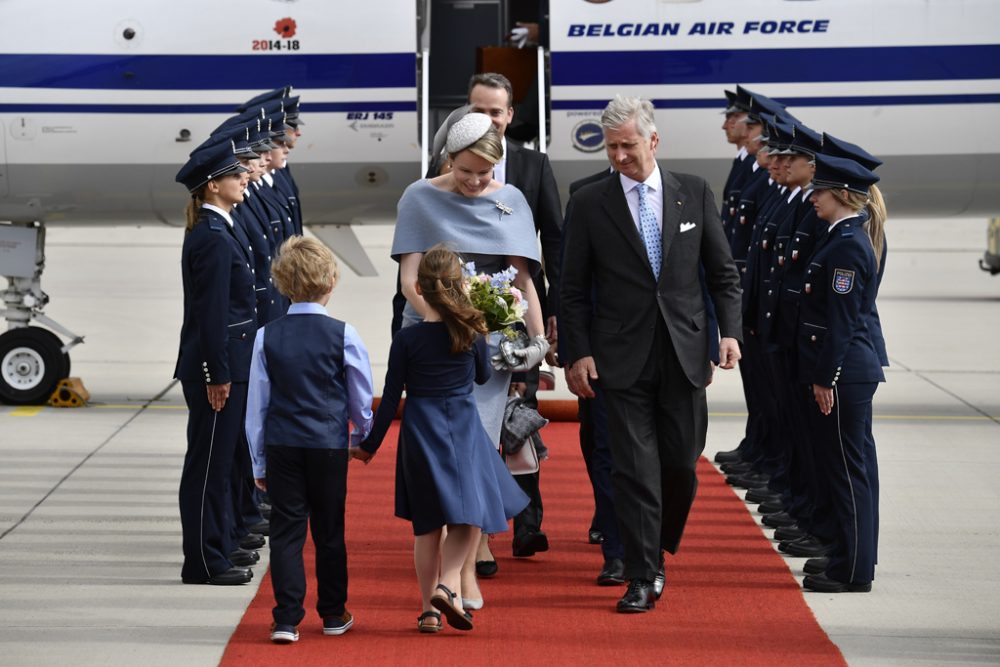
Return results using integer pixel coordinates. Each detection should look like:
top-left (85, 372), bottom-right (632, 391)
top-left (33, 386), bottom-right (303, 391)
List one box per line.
top-left (174, 142), bottom-right (257, 585)
top-left (797, 154), bottom-right (884, 591)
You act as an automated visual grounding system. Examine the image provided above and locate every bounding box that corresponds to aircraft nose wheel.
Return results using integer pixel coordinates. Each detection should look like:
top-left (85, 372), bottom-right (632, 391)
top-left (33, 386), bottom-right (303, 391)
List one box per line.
top-left (0, 328), bottom-right (71, 405)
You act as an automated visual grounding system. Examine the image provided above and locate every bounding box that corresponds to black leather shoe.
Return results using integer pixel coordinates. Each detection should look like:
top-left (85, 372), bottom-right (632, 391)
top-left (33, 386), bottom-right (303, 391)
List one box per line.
top-left (239, 533), bottom-right (266, 550)
top-left (228, 548), bottom-right (260, 566)
top-left (183, 566), bottom-right (253, 585)
top-left (475, 560), bottom-right (498, 578)
top-left (779, 536), bottom-right (833, 558)
top-left (588, 529), bottom-right (604, 545)
top-left (720, 461), bottom-right (753, 475)
top-left (714, 449), bottom-right (744, 464)
top-left (774, 524), bottom-right (806, 542)
top-left (803, 573), bottom-right (871, 593)
top-left (803, 557), bottom-right (830, 575)
top-left (617, 579), bottom-right (654, 613)
top-left (745, 487), bottom-right (782, 504)
top-left (512, 531), bottom-right (549, 558)
top-left (757, 500), bottom-right (786, 515)
top-left (653, 566), bottom-right (665, 600)
top-left (249, 520), bottom-right (270, 536)
top-left (762, 511), bottom-right (798, 528)
top-left (727, 472), bottom-right (770, 489)
top-left (258, 502), bottom-right (272, 520)
top-left (596, 558), bottom-right (625, 585)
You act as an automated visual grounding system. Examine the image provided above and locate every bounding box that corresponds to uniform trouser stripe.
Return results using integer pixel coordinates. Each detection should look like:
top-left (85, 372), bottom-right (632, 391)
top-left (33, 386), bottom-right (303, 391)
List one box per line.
top-left (833, 385), bottom-right (860, 582)
top-left (199, 413), bottom-right (219, 577)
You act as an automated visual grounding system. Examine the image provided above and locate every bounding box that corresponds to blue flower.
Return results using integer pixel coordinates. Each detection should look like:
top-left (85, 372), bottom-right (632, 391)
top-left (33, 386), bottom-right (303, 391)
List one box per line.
top-left (463, 261), bottom-right (477, 278)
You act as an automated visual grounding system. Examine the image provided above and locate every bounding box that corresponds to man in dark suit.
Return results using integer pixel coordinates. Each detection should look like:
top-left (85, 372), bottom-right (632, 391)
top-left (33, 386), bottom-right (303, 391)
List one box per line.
top-left (560, 96), bottom-right (742, 613)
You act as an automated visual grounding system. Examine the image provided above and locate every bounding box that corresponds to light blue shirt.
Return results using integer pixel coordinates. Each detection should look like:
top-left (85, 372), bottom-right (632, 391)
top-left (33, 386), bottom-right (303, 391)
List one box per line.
top-left (245, 302), bottom-right (374, 479)
top-left (620, 165), bottom-right (663, 234)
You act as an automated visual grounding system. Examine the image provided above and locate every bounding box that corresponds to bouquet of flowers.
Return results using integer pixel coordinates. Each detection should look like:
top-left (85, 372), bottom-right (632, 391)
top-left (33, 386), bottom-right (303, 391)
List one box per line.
top-left (463, 262), bottom-right (527, 337)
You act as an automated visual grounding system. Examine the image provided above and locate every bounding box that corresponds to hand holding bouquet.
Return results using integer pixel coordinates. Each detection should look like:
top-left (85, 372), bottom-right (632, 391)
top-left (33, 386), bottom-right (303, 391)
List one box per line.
top-left (463, 262), bottom-right (527, 336)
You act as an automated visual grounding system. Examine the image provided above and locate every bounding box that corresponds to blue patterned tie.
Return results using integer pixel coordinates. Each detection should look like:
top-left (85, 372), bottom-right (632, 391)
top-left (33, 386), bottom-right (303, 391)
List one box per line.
top-left (637, 183), bottom-right (662, 279)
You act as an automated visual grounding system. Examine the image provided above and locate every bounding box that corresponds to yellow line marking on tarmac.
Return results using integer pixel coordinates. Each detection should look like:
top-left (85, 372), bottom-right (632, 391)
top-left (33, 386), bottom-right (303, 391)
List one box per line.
top-left (8, 406), bottom-right (44, 416)
top-left (709, 412), bottom-right (997, 421)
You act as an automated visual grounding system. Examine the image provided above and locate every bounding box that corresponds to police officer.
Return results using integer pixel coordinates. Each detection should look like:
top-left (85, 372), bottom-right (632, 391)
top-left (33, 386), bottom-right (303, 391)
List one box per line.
top-left (795, 154), bottom-right (885, 593)
top-left (174, 141), bottom-right (258, 585)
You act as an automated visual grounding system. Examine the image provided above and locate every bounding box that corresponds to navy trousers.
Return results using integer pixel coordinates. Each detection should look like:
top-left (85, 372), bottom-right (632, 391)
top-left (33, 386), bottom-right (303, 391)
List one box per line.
top-left (179, 381), bottom-right (247, 582)
top-left (578, 388), bottom-right (623, 561)
top-left (806, 382), bottom-right (879, 584)
top-left (267, 445), bottom-right (349, 626)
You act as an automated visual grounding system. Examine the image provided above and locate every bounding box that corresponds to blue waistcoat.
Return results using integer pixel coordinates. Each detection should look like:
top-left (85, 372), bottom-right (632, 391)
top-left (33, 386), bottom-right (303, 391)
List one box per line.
top-left (263, 313), bottom-right (349, 449)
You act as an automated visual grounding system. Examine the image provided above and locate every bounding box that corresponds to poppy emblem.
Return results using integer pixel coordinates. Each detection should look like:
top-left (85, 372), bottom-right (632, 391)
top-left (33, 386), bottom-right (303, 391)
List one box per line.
top-left (274, 18), bottom-right (297, 38)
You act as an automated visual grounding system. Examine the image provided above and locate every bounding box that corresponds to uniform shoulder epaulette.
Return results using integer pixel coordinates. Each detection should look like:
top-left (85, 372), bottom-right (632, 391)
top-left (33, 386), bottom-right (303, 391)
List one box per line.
top-left (204, 213), bottom-right (227, 232)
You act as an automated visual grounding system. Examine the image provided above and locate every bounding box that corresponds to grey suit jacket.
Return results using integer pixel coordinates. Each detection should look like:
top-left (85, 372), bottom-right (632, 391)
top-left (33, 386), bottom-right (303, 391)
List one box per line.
top-left (560, 165), bottom-right (742, 389)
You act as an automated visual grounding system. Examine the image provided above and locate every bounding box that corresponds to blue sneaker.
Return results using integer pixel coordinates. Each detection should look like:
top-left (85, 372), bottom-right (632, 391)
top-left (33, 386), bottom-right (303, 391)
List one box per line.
top-left (323, 610), bottom-right (354, 636)
top-left (270, 623), bottom-right (299, 644)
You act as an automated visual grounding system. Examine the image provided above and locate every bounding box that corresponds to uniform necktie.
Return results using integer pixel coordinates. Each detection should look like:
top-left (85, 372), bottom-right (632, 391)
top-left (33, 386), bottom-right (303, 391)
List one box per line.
top-left (637, 183), bottom-right (662, 279)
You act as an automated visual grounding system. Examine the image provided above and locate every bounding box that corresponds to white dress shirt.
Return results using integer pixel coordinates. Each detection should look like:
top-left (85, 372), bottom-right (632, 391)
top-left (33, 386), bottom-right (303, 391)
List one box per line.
top-left (494, 136), bottom-right (508, 185)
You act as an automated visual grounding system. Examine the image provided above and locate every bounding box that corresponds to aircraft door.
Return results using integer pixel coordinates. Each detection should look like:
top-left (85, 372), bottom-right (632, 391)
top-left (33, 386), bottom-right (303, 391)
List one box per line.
top-left (0, 120), bottom-right (7, 197)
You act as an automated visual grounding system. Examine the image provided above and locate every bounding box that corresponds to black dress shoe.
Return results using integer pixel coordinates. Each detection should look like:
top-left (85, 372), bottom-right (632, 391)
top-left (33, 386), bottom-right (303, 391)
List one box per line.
top-left (745, 487), bottom-right (782, 504)
top-left (727, 472), bottom-right (770, 489)
top-left (475, 560), bottom-right (498, 578)
top-left (653, 566), bottom-right (665, 600)
top-left (617, 579), bottom-right (654, 613)
top-left (779, 535), bottom-right (833, 558)
top-left (762, 511), bottom-right (798, 528)
top-left (803, 573), bottom-right (871, 593)
top-left (183, 566), bottom-right (253, 586)
top-left (720, 461), bottom-right (753, 475)
top-left (596, 558), bottom-right (625, 586)
top-left (229, 548), bottom-right (260, 566)
top-left (757, 500), bottom-right (786, 515)
top-left (588, 529), bottom-right (604, 545)
top-left (249, 520), bottom-right (269, 536)
top-left (512, 531), bottom-right (549, 558)
top-left (803, 557), bottom-right (830, 575)
top-left (239, 533), bottom-right (266, 550)
top-left (258, 502), bottom-right (272, 520)
top-left (773, 524), bottom-right (806, 542)
top-left (714, 449), bottom-right (744, 464)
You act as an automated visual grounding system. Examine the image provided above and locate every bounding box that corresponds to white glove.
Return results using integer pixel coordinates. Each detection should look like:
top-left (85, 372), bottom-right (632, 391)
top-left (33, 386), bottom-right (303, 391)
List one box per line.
top-left (508, 335), bottom-right (550, 372)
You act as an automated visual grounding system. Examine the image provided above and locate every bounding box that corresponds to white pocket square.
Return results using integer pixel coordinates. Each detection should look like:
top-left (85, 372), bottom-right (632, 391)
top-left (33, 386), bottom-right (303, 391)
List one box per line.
top-left (679, 221), bottom-right (696, 233)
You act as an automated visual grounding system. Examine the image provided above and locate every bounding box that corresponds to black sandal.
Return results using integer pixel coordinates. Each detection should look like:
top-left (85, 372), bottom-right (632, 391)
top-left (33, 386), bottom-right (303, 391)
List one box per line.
top-left (430, 584), bottom-right (474, 631)
top-left (417, 610), bottom-right (442, 633)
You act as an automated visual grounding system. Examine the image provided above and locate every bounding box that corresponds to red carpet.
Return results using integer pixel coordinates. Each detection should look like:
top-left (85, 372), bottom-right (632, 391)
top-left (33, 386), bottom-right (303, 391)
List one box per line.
top-left (221, 423), bottom-right (844, 666)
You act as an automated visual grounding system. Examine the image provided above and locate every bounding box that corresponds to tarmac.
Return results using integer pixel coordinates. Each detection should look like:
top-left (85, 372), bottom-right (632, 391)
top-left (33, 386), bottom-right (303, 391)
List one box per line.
top-left (0, 217), bottom-right (998, 665)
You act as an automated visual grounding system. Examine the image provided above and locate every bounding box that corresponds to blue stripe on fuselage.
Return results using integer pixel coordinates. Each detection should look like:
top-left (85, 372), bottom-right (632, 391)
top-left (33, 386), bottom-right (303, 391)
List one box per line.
top-left (551, 44), bottom-right (1000, 86)
top-left (552, 93), bottom-right (1000, 110)
top-left (0, 53), bottom-right (416, 90)
top-left (0, 101), bottom-right (418, 113)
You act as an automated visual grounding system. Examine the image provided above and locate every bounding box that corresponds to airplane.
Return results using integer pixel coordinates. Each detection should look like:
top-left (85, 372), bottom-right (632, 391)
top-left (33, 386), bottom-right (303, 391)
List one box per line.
top-left (1, 0), bottom-right (998, 403)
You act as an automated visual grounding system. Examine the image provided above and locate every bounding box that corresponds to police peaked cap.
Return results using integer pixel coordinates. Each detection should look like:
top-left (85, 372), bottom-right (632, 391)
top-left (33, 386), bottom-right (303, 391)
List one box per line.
top-left (786, 123), bottom-right (823, 157)
top-left (822, 133), bottom-right (882, 171)
top-left (175, 140), bottom-right (249, 193)
top-left (810, 153), bottom-right (880, 195)
top-left (236, 85), bottom-right (293, 113)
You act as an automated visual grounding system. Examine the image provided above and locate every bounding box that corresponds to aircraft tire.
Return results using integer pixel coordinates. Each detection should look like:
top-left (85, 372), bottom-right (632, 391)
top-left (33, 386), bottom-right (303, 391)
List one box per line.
top-left (0, 328), bottom-right (68, 405)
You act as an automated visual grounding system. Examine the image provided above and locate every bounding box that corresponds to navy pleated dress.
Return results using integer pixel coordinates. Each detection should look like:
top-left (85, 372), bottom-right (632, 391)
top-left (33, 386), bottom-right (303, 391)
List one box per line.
top-left (360, 322), bottom-right (529, 535)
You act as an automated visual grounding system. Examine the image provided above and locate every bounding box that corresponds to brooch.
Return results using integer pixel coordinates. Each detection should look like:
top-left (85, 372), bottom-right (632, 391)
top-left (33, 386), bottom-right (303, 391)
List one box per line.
top-left (495, 200), bottom-right (513, 220)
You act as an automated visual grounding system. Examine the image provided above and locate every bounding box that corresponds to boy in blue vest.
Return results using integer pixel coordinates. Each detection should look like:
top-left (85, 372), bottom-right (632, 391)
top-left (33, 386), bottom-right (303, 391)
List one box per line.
top-left (246, 236), bottom-right (374, 643)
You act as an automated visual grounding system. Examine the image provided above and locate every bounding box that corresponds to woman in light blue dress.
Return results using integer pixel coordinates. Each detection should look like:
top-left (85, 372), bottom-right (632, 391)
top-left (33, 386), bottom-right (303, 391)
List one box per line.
top-left (390, 112), bottom-right (549, 608)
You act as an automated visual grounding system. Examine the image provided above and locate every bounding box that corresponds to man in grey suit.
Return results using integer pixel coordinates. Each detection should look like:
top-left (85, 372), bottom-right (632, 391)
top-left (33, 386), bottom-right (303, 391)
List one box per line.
top-left (560, 96), bottom-right (743, 613)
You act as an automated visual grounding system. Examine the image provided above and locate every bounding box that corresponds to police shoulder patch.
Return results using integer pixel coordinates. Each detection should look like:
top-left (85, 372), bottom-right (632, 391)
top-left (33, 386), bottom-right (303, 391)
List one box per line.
top-left (832, 268), bottom-right (855, 294)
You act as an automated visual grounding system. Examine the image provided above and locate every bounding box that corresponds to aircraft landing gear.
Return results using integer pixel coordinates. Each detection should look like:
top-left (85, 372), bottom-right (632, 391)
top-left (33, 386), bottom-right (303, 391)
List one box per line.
top-left (0, 328), bottom-right (71, 404)
top-left (0, 222), bottom-right (84, 405)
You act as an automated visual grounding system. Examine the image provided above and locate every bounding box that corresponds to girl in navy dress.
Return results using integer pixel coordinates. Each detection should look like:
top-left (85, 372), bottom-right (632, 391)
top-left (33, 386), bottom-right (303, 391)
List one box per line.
top-left (355, 246), bottom-right (528, 632)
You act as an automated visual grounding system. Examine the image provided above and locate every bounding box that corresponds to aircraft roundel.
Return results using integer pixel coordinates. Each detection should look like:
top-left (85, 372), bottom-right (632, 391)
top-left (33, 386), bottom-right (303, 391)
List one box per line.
top-left (572, 120), bottom-right (605, 153)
